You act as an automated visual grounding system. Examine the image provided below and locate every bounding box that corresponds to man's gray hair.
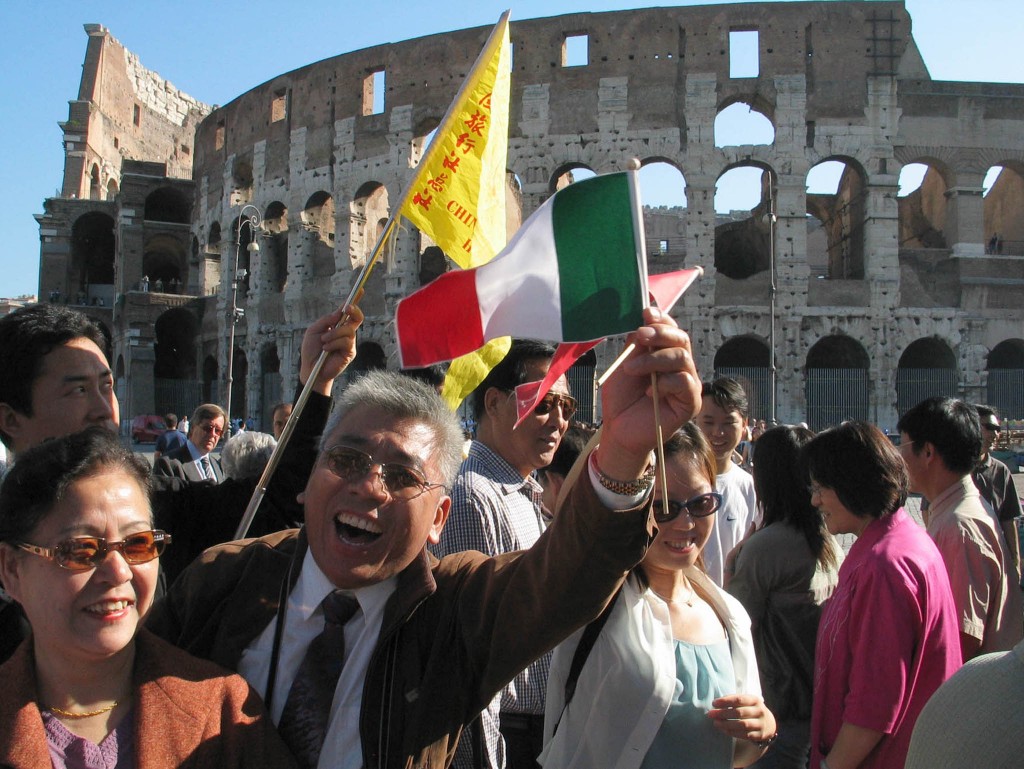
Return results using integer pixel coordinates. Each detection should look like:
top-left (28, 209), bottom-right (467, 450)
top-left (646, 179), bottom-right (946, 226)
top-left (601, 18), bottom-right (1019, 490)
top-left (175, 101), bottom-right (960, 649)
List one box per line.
top-left (221, 431), bottom-right (277, 479)
top-left (322, 370), bottom-right (464, 485)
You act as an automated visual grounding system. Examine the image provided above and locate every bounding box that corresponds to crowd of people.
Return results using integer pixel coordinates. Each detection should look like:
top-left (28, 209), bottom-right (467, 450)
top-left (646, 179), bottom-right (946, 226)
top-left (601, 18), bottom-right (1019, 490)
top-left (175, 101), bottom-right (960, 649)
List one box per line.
top-left (0, 300), bottom-right (1020, 769)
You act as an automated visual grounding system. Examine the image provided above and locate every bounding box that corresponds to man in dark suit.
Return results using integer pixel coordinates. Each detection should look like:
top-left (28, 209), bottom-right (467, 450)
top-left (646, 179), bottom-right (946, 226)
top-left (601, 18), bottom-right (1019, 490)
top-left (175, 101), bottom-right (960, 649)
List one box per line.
top-left (154, 403), bottom-right (227, 483)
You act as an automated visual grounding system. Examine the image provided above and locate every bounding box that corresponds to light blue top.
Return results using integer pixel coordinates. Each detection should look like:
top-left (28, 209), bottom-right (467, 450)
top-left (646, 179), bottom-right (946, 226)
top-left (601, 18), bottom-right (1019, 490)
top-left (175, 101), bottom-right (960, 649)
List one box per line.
top-left (640, 639), bottom-right (735, 769)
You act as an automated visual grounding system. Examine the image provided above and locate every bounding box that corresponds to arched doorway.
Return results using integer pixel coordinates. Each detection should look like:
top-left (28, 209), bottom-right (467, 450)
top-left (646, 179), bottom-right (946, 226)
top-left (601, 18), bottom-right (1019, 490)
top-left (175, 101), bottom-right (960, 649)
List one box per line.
top-left (987, 339), bottom-right (1024, 420)
top-left (715, 336), bottom-right (771, 422)
top-left (154, 308), bottom-right (201, 415)
top-left (895, 338), bottom-right (958, 417)
top-left (805, 335), bottom-right (869, 430)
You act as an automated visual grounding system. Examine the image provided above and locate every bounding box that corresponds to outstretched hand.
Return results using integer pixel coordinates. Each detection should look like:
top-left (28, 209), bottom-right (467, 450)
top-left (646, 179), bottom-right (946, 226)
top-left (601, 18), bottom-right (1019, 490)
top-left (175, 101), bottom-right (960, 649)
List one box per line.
top-left (595, 308), bottom-right (702, 481)
top-left (300, 301), bottom-right (364, 395)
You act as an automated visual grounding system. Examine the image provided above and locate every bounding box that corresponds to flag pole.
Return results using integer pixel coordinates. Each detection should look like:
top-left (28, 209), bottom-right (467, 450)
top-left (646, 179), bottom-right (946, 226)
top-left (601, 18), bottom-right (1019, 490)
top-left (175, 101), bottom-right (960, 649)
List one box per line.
top-left (624, 159), bottom-right (670, 515)
top-left (233, 13), bottom-right (511, 540)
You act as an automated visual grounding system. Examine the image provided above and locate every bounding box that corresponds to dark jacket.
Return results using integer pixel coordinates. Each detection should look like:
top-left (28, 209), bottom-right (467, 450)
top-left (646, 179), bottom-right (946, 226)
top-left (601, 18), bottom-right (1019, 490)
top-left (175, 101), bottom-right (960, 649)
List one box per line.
top-left (147, 457), bottom-right (652, 769)
top-left (0, 629), bottom-right (298, 769)
top-left (154, 444), bottom-right (225, 483)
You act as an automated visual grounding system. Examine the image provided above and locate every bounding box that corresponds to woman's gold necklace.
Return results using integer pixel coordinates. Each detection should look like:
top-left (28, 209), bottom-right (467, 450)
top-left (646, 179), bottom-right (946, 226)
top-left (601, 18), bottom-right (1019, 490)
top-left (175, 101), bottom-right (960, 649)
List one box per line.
top-left (44, 701), bottom-right (120, 719)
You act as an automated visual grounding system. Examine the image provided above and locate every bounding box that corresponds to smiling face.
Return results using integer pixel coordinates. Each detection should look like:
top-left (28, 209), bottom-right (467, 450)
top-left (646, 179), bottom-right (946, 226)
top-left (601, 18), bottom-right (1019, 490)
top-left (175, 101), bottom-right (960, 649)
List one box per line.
top-left (483, 358), bottom-right (570, 478)
top-left (300, 406), bottom-right (451, 589)
top-left (0, 337), bottom-right (118, 453)
top-left (809, 480), bottom-right (867, 536)
top-left (641, 453), bottom-right (716, 579)
top-left (0, 468), bottom-right (157, 666)
top-left (696, 399), bottom-right (745, 472)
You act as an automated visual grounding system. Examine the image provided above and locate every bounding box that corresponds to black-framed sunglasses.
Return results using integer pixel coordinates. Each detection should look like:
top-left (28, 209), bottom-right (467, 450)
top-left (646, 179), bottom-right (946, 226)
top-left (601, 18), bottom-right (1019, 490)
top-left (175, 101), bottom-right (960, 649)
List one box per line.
top-left (321, 445), bottom-right (446, 499)
top-left (652, 492), bottom-right (723, 523)
top-left (17, 530), bottom-right (172, 572)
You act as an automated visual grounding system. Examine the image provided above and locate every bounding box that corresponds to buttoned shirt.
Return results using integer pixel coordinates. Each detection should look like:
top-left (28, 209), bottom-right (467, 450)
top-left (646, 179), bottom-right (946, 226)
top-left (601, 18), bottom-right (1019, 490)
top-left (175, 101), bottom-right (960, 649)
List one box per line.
top-left (183, 438), bottom-right (218, 481)
top-left (238, 549), bottom-right (397, 769)
top-left (433, 440), bottom-right (550, 768)
top-left (926, 476), bottom-right (1023, 654)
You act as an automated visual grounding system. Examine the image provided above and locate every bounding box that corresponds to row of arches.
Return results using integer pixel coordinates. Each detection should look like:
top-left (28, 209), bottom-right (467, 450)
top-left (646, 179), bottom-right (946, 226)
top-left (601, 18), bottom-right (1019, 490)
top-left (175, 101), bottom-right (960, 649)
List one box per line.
top-left (714, 335), bottom-right (1024, 431)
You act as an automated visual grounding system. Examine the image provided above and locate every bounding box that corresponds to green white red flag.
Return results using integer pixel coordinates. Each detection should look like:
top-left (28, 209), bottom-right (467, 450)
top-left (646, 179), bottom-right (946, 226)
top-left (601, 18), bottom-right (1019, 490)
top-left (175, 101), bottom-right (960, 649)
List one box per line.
top-left (396, 172), bottom-right (646, 368)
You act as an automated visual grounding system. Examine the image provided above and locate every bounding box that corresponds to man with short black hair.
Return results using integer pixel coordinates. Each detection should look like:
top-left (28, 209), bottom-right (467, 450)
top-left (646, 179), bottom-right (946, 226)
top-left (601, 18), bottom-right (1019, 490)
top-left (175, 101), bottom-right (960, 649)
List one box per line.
top-left (695, 377), bottom-right (759, 587)
top-left (154, 412), bottom-right (187, 459)
top-left (434, 339), bottom-right (572, 769)
top-left (972, 404), bottom-right (1022, 579)
top-left (898, 397), bottom-right (1023, 661)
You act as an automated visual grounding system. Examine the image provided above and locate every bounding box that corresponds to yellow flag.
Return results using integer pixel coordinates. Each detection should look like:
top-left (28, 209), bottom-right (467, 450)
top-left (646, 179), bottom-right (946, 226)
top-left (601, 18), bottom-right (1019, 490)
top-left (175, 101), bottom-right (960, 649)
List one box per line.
top-left (399, 12), bottom-right (513, 409)
top-left (400, 11), bottom-right (510, 269)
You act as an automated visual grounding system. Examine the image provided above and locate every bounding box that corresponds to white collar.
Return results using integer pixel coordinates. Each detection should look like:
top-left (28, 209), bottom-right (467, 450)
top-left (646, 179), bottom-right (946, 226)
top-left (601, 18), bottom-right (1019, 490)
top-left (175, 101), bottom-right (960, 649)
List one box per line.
top-left (293, 547), bottom-right (397, 620)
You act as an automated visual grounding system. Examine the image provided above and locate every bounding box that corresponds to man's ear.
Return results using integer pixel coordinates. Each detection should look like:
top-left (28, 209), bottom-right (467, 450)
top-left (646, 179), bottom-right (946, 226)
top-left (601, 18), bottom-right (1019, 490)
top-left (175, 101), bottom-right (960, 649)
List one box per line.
top-left (0, 403), bottom-right (24, 450)
top-left (483, 387), bottom-right (507, 420)
top-left (426, 495), bottom-right (452, 545)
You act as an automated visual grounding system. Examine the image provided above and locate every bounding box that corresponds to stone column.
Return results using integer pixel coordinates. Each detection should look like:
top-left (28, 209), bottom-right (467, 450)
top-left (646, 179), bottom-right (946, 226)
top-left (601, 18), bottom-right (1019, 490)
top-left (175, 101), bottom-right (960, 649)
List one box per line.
top-left (944, 179), bottom-right (986, 257)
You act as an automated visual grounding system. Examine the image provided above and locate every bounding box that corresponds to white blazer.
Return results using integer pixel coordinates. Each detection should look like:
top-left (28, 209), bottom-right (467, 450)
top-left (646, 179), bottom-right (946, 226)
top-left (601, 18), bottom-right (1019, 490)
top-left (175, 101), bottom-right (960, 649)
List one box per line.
top-left (540, 569), bottom-right (761, 769)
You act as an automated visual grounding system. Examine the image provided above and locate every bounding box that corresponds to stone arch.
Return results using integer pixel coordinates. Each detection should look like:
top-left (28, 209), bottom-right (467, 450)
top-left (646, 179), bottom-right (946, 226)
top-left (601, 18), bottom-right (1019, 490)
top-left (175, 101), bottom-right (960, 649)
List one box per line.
top-left (897, 158), bottom-right (952, 249)
top-left (263, 201), bottom-right (289, 292)
top-left (228, 348), bottom-right (248, 420)
top-left (202, 355), bottom-right (219, 404)
top-left (987, 339), bottom-right (1024, 419)
top-left (805, 334), bottom-right (870, 430)
top-left (347, 183), bottom-right (387, 270)
top-left (714, 98), bottom-right (776, 148)
top-left (566, 348), bottom-right (598, 424)
top-left (419, 245), bottom-right (447, 286)
top-left (106, 177), bottom-right (119, 201)
top-left (207, 222), bottom-right (222, 256)
top-left (550, 163), bottom-right (596, 194)
top-left (153, 307), bottom-right (201, 414)
top-left (806, 156), bottom-right (867, 279)
top-left (983, 162), bottom-right (1024, 255)
top-left (260, 343), bottom-right (282, 429)
top-left (70, 211), bottom-right (115, 298)
top-left (714, 162), bottom-right (774, 279)
top-left (714, 336), bottom-right (771, 421)
top-left (143, 233), bottom-right (186, 292)
top-left (89, 164), bottom-right (101, 200)
top-left (895, 337), bottom-right (958, 416)
top-left (144, 186), bottom-right (191, 224)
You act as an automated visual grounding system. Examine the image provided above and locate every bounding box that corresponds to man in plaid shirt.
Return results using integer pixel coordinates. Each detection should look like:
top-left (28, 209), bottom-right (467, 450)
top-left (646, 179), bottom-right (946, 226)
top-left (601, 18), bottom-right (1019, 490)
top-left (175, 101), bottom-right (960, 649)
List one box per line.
top-left (433, 339), bottom-right (573, 769)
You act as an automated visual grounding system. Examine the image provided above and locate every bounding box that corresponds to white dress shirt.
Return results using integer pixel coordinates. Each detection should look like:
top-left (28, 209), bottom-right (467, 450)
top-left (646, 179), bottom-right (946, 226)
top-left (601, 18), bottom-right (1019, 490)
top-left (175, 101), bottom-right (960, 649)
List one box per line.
top-left (238, 549), bottom-right (397, 769)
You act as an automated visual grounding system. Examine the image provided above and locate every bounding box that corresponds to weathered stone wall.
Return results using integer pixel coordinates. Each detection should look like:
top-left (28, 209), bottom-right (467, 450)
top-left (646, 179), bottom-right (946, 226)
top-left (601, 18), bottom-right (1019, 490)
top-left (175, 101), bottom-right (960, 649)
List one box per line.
top-left (39, 2), bottom-right (1024, 429)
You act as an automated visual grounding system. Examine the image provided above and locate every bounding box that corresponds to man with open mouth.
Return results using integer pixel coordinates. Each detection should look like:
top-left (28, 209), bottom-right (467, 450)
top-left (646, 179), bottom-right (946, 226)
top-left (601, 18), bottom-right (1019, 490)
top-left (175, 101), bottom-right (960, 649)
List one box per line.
top-left (148, 307), bottom-right (703, 769)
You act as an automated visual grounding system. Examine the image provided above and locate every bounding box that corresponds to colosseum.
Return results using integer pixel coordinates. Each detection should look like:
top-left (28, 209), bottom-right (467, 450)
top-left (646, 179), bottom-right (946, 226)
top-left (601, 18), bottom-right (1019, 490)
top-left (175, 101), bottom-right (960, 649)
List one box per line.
top-left (35, 1), bottom-right (1024, 432)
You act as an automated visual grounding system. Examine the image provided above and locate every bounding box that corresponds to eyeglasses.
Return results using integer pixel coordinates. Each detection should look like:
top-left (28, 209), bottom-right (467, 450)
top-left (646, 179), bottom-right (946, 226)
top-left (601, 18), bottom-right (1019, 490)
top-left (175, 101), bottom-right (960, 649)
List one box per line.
top-left (652, 492), bottom-right (723, 523)
top-left (980, 423), bottom-right (1001, 433)
top-left (321, 445), bottom-right (445, 500)
top-left (196, 422), bottom-right (224, 436)
top-left (17, 530), bottom-right (171, 572)
top-left (526, 392), bottom-right (577, 420)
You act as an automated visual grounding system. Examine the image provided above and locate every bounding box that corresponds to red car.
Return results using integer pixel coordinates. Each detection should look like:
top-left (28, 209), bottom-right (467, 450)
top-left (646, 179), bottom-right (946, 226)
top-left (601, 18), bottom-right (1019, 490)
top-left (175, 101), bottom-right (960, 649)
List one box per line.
top-left (131, 415), bottom-right (166, 443)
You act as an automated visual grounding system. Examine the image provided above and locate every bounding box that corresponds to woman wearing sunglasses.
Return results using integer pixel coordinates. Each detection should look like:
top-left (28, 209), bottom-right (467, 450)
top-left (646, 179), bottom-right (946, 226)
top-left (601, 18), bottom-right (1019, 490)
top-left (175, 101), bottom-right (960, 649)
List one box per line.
top-left (539, 423), bottom-right (776, 769)
top-left (0, 427), bottom-right (296, 768)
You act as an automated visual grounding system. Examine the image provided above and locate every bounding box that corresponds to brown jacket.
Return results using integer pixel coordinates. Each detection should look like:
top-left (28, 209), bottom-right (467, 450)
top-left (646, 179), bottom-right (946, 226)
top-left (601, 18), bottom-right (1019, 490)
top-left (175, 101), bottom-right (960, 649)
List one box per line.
top-left (0, 629), bottom-right (297, 769)
top-left (147, 459), bottom-right (652, 768)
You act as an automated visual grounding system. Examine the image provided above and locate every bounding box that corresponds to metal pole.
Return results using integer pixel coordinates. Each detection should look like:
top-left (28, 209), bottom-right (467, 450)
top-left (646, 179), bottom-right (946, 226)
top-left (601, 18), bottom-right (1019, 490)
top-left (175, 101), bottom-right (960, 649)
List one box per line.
top-left (768, 181), bottom-right (778, 424)
top-left (226, 204), bottom-right (261, 425)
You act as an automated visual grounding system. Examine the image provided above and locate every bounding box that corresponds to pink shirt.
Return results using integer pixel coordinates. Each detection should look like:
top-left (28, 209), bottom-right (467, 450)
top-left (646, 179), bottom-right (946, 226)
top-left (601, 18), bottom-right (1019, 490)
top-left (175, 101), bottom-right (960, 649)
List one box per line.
top-left (811, 509), bottom-right (961, 769)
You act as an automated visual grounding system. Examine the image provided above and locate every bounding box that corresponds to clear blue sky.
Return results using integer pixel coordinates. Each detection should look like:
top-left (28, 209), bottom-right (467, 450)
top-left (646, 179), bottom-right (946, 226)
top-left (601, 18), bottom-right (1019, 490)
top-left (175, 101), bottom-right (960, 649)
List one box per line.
top-left (1, 0), bottom-right (1021, 298)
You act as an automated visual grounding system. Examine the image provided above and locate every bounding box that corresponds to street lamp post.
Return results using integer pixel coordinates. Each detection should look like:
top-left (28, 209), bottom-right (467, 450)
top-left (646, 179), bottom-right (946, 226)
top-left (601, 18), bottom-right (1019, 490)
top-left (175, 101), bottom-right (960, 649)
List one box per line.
top-left (226, 204), bottom-right (261, 428)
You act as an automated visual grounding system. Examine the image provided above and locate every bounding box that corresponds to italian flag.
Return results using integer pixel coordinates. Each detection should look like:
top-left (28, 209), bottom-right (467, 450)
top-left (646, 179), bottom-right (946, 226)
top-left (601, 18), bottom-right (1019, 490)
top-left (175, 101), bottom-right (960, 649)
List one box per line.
top-left (396, 172), bottom-right (645, 368)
